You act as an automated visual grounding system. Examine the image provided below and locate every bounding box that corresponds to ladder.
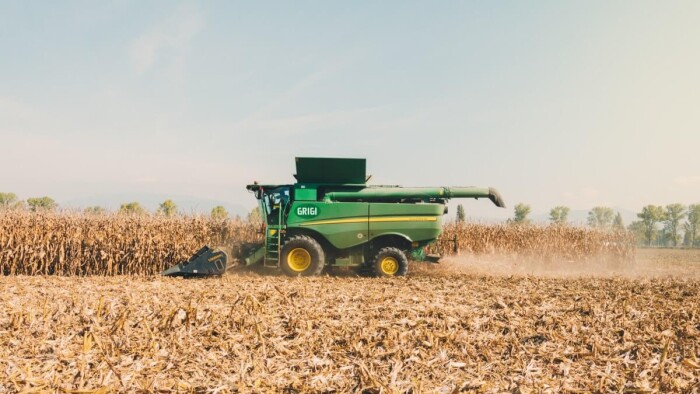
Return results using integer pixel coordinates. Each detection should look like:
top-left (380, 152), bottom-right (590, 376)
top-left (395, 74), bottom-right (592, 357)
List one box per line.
top-left (263, 226), bottom-right (281, 267)
top-left (263, 199), bottom-right (286, 267)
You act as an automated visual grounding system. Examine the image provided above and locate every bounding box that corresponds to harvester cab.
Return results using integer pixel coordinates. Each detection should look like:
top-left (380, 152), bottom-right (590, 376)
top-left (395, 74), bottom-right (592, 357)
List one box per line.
top-left (162, 157), bottom-right (505, 277)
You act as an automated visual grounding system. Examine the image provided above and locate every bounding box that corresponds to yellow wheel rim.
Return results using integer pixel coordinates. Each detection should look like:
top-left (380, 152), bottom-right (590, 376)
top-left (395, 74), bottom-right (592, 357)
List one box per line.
top-left (287, 248), bottom-right (312, 272)
top-left (380, 257), bottom-right (399, 275)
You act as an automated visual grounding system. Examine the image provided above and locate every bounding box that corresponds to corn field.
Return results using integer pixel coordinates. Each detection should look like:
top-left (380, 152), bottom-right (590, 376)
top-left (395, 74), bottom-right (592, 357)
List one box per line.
top-left (0, 211), bottom-right (260, 276)
top-left (0, 211), bottom-right (634, 276)
top-left (430, 223), bottom-right (636, 263)
top-left (1, 212), bottom-right (698, 392)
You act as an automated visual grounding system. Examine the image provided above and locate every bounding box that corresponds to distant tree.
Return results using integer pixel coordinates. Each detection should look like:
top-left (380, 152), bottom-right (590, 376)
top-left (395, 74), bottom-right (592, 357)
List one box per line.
top-left (158, 199), bottom-right (177, 217)
top-left (657, 227), bottom-right (669, 247)
top-left (683, 228), bottom-right (692, 247)
top-left (637, 205), bottom-right (665, 246)
top-left (456, 204), bottom-right (466, 223)
top-left (587, 206), bottom-right (614, 229)
top-left (84, 206), bottom-right (106, 215)
top-left (0, 192), bottom-right (18, 209)
top-left (664, 203), bottom-right (686, 247)
top-left (211, 205), bottom-right (229, 220)
top-left (685, 204), bottom-right (700, 247)
top-left (549, 206), bottom-right (570, 224)
top-left (627, 221), bottom-right (647, 246)
top-left (119, 202), bottom-right (145, 215)
top-left (613, 212), bottom-right (624, 230)
top-left (26, 196), bottom-right (57, 212)
top-left (248, 206), bottom-right (262, 224)
top-left (512, 203), bottom-right (531, 225)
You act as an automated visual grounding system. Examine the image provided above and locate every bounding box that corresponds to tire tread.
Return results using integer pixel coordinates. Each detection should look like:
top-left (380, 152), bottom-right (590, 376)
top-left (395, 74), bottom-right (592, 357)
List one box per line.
top-left (280, 235), bottom-right (325, 277)
top-left (371, 247), bottom-right (409, 277)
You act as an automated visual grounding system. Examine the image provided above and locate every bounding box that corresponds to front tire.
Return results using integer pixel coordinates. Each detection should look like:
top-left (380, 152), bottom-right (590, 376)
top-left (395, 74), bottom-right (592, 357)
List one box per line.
top-left (280, 235), bottom-right (325, 277)
top-left (371, 247), bottom-right (409, 277)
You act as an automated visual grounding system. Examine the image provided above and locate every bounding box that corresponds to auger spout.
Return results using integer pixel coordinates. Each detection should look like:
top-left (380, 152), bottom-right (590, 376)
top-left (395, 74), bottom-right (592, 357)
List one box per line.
top-left (323, 186), bottom-right (506, 208)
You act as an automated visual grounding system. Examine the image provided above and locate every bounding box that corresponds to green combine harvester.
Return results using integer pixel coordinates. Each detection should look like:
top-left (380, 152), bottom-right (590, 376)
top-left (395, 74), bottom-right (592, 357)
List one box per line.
top-left (162, 157), bottom-right (505, 277)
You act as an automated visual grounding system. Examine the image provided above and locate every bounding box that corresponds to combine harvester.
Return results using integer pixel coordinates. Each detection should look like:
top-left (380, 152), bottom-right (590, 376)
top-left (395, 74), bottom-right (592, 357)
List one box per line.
top-left (162, 157), bottom-right (505, 277)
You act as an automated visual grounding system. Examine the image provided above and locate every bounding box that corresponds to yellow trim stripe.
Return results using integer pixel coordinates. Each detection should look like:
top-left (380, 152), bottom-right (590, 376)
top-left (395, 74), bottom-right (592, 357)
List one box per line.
top-left (370, 216), bottom-right (438, 223)
top-left (300, 216), bottom-right (438, 226)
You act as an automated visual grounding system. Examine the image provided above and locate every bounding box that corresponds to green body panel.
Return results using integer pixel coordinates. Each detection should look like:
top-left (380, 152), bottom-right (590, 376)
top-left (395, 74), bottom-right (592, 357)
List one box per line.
top-left (294, 186), bottom-right (317, 201)
top-left (287, 201), bottom-right (369, 249)
top-left (284, 201), bottom-right (444, 249)
top-left (368, 203), bottom-right (443, 243)
top-left (244, 246), bottom-right (265, 266)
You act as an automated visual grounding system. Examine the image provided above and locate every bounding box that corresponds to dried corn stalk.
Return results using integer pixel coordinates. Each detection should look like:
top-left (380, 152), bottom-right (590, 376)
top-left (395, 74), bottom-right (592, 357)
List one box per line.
top-left (0, 211), bottom-right (634, 276)
top-left (0, 211), bottom-right (260, 275)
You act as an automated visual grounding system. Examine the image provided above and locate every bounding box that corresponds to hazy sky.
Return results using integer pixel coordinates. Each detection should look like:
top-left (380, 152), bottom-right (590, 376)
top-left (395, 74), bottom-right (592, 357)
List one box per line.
top-left (1, 1), bottom-right (699, 219)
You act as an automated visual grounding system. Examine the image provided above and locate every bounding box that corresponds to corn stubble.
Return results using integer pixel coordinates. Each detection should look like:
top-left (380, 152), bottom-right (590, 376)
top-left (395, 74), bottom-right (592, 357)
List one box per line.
top-left (1, 275), bottom-right (698, 392)
top-left (0, 212), bottom-right (634, 276)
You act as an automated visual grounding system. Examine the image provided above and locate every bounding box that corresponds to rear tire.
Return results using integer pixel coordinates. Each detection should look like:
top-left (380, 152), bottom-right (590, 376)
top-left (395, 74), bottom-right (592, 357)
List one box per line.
top-left (280, 235), bottom-right (325, 277)
top-left (372, 247), bottom-right (408, 277)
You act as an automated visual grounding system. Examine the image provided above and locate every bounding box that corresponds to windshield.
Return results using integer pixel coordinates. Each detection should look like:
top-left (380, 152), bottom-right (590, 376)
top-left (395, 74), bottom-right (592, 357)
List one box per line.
top-left (262, 187), bottom-right (290, 224)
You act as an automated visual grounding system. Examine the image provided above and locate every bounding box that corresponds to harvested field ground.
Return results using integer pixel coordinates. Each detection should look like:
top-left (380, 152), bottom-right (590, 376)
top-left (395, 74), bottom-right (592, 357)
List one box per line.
top-left (2, 250), bottom-right (699, 393)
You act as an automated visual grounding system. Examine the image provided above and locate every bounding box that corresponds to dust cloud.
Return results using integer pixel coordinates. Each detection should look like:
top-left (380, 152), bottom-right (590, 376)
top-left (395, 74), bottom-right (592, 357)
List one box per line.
top-left (415, 248), bottom-right (700, 279)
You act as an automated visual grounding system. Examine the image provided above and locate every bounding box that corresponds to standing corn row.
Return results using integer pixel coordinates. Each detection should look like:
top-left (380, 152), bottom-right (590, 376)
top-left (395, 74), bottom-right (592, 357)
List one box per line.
top-left (0, 212), bottom-right (635, 275)
top-left (0, 211), bottom-right (260, 275)
top-left (430, 223), bottom-right (635, 262)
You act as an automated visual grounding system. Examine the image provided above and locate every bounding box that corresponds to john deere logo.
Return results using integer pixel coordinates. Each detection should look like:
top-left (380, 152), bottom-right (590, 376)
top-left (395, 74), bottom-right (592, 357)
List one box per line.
top-left (296, 205), bottom-right (319, 217)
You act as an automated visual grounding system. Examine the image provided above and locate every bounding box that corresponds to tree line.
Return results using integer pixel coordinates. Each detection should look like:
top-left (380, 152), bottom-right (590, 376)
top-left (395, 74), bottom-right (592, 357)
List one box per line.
top-left (454, 202), bottom-right (700, 248)
top-left (0, 192), bottom-right (231, 220)
top-left (628, 204), bottom-right (699, 248)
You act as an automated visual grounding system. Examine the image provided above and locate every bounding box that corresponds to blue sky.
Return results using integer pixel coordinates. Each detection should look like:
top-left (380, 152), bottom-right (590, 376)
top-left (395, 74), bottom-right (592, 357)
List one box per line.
top-left (1, 1), bottom-right (699, 219)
